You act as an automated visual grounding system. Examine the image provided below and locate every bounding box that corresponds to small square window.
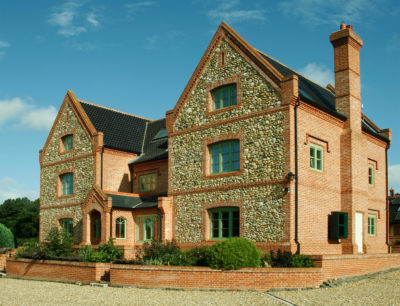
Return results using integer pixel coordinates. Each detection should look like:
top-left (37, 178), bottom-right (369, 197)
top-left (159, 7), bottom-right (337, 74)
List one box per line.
top-left (60, 173), bottom-right (73, 196)
top-left (209, 207), bottom-right (239, 239)
top-left (310, 144), bottom-right (323, 172)
top-left (368, 214), bottom-right (376, 236)
top-left (368, 165), bottom-right (374, 186)
top-left (59, 218), bottom-right (73, 235)
top-left (209, 140), bottom-right (239, 174)
top-left (212, 84), bottom-right (237, 110)
top-left (61, 134), bottom-right (73, 152)
top-left (139, 174), bottom-right (156, 192)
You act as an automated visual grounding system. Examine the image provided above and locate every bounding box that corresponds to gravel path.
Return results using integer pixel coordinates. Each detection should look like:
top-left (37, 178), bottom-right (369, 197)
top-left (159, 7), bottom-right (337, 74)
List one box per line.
top-left (1, 269), bottom-right (400, 306)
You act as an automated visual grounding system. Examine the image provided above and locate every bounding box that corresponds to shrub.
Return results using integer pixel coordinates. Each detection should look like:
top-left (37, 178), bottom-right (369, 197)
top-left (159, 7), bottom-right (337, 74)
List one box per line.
top-left (84, 240), bottom-right (123, 263)
top-left (291, 254), bottom-right (314, 267)
top-left (206, 237), bottom-right (261, 270)
top-left (261, 253), bottom-right (272, 267)
top-left (14, 242), bottom-right (47, 260)
top-left (0, 223), bottom-right (15, 249)
top-left (270, 250), bottom-right (293, 267)
top-left (184, 246), bottom-right (210, 267)
top-left (0, 247), bottom-right (13, 254)
top-left (45, 228), bottom-right (74, 257)
top-left (137, 240), bottom-right (181, 261)
top-left (77, 245), bottom-right (94, 262)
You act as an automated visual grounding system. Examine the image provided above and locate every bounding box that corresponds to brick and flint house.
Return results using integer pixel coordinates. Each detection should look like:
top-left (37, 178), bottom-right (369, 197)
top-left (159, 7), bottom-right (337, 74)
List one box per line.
top-left (39, 22), bottom-right (391, 257)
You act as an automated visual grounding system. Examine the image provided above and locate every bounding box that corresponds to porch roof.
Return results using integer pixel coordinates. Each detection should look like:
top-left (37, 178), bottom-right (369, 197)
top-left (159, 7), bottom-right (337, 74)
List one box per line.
top-left (106, 193), bottom-right (162, 210)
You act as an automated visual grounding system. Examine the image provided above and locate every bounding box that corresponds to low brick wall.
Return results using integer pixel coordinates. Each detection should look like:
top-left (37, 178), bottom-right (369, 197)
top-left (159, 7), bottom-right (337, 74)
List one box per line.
top-left (312, 253), bottom-right (400, 280)
top-left (6, 258), bottom-right (110, 283)
top-left (109, 265), bottom-right (323, 291)
top-left (0, 253), bottom-right (8, 271)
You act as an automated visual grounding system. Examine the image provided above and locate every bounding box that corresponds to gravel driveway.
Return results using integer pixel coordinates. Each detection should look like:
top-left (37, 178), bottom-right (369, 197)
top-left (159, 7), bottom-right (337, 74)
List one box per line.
top-left (1, 269), bottom-right (400, 305)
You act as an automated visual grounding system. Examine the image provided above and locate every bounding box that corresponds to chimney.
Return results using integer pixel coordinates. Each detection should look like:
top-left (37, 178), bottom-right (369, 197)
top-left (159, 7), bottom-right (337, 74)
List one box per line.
top-left (330, 24), bottom-right (363, 131)
top-left (390, 188), bottom-right (395, 197)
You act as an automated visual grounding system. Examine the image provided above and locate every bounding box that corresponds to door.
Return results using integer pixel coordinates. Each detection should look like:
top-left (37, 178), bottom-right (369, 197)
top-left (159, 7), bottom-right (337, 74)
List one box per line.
top-left (355, 212), bottom-right (363, 253)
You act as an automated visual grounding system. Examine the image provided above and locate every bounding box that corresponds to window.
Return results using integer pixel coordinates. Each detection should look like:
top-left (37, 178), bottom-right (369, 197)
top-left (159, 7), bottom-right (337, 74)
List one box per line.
top-left (212, 84), bottom-right (237, 110)
top-left (60, 173), bottom-right (73, 196)
top-left (59, 218), bottom-right (73, 235)
top-left (61, 134), bottom-right (73, 152)
top-left (368, 214), bottom-right (376, 236)
top-left (368, 165), bottom-right (374, 186)
top-left (115, 217), bottom-right (126, 239)
top-left (139, 174), bottom-right (156, 192)
top-left (136, 215), bottom-right (160, 242)
top-left (209, 140), bottom-right (240, 174)
top-left (209, 207), bottom-right (239, 239)
top-left (152, 128), bottom-right (168, 141)
top-left (310, 143), bottom-right (323, 172)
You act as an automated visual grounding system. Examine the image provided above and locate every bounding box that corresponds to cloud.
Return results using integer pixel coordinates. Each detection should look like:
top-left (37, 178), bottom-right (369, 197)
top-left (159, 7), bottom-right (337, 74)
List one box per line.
top-left (0, 177), bottom-right (39, 204)
top-left (0, 97), bottom-right (57, 131)
top-left (390, 164), bottom-right (400, 191)
top-left (48, 1), bottom-right (101, 37)
top-left (125, 1), bottom-right (155, 20)
top-left (0, 40), bottom-right (10, 58)
top-left (279, 0), bottom-right (379, 25)
top-left (298, 62), bottom-right (334, 87)
top-left (207, 0), bottom-right (266, 24)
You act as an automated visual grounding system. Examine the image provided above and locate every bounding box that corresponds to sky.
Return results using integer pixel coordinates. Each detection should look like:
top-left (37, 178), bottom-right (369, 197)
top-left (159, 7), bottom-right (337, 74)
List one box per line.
top-left (0, 0), bottom-right (399, 203)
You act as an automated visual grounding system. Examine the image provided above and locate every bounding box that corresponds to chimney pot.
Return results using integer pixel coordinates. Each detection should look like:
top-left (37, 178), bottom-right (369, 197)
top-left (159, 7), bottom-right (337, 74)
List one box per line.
top-left (390, 188), bottom-right (395, 197)
top-left (340, 23), bottom-right (346, 29)
top-left (346, 25), bottom-right (353, 30)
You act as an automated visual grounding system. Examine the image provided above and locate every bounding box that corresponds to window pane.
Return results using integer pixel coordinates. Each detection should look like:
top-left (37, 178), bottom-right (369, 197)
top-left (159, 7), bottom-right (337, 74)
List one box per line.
top-left (317, 160), bottom-right (322, 170)
top-left (144, 218), bottom-right (153, 240)
top-left (222, 212), bottom-right (230, 237)
top-left (316, 149), bottom-right (322, 159)
top-left (231, 87), bottom-right (237, 105)
top-left (211, 154), bottom-right (220, 173)
top-left (310, 157), bottom-right (315, 169)
top-left (223, 88), bottom-right (229, 107)
top-left (214, 92), bottom-right (221, 109)
top-left (232, 210), bottom-right (239, 237)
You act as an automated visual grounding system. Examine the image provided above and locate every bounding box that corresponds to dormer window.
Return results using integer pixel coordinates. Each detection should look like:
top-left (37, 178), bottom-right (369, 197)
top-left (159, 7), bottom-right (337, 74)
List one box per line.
top-left (152, 128), bottom-right (168, 141)
top-left (212, 84), bottom-right (237, 110)
top-left (61, 134), bottom-right (73, 152)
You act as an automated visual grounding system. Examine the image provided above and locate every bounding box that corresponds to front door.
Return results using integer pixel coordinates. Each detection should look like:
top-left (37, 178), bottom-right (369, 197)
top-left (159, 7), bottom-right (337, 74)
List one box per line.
top-left (355, 212), bottom-right (363, 253)
top-left (90, 210), bottom-right (101, 245)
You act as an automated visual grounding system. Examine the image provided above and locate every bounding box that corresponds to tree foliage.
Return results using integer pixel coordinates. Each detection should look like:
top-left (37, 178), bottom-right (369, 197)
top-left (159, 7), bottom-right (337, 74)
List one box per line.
top-left (0, 223), bottom-right (15, 248)
top-left (0, 197), bottom-right (39, 242)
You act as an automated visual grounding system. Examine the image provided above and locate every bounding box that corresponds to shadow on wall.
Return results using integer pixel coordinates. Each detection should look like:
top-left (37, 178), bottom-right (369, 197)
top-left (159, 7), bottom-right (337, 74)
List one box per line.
top-left (118, 174), bottom-right (130, 193)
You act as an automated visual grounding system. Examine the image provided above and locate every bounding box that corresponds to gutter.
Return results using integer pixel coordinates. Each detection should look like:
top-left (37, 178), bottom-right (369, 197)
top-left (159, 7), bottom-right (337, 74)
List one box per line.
top-left (101, 147), bottom-right (104, 189)
top-left (386, 143), bottom-right (390, 252)
top-left (294, 96), bottom-right (301, 254)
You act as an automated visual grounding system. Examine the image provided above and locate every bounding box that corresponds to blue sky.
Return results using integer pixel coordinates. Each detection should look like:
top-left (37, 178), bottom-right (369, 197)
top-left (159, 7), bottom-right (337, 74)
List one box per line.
top-left (0, 0), bottom-right (399, 202)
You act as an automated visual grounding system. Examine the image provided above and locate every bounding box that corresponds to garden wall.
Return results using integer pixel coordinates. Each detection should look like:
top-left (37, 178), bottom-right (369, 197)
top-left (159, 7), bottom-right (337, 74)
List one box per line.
top-left (109, 265), bottom-right (323, 290)
top-left (6, 258), bottom-right (110, 283)
top-left (0, 253), bottom-right (8, 271)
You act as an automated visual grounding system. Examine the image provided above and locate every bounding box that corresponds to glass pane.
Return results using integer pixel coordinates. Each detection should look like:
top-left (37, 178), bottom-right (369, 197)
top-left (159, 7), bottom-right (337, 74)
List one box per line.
top-left (222, 212), bottom-right (229, 237)
top-left (310, 157), bottom-right (315, 169)
top-left (232, 151), bottom-right (240, 162)
top-left (211, 154), bottom-right (219, 173)
top-left (212, 212), bottom-right (219, 238)
top-left (223, 88), bottom-right (229, 107)
top-left (222, 161), bottom-right (230, 172)
top-left (145, 218), bottom-right (153, 240)
top-left (232, 160), bottom-right (239, 171)
top-left (214, 92), bottom-right (221, 109)
top-left (232, 210), bottom-right (239, 237)
top-left (231, 87), bottom-right (237, 105)
top-left (317, 160), bottom-right (322, 170)
top-left (310, 147), bottom-right (315, 158)
top-left (316, 149), bottom-right (322, 159)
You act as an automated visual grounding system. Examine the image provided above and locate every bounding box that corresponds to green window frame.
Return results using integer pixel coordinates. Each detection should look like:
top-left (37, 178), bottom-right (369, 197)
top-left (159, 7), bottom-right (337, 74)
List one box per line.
top-left (139, 174), bottom-right (156, 192)
top-left (61, 134), bottom-right (73, 151)
top-left (368, 214), bottom-right (376, 236)
top-left (136, 215), bottom-right (160, 242)
top-left (209, 140), bottom-right (240, 174)
top-left (60, 173), bottom-right (73, 195)
top-left (212, 84), bottom-right (237, 110)
top-left (59, 218), bottom-right (73, 236)
top-left (310, 143), bottom-right (323, 172)
top-left (115, 217), bottom-right (126, 239)
top-left (368, 165), bottom-right (374, 186)
top-left (209, 207), bottom-right (239, 239)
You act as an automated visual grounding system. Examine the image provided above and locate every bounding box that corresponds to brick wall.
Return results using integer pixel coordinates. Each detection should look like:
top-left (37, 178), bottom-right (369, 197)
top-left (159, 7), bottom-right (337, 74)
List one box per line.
top-left (6, 258), bottom-right (110, 283)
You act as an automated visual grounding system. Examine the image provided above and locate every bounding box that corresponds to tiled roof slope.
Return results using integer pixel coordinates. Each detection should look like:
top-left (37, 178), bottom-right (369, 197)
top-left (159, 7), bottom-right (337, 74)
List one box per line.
top-left (130, 118), bottom-right (168, 164)
top-left (389, 197), bottom-right (400, 224)
top-left (80, 101), bottom-right (149, 154)
top-left (106, 193), bottom-right (161, 210)
top-left (259, 52), bottom-right (389, 143)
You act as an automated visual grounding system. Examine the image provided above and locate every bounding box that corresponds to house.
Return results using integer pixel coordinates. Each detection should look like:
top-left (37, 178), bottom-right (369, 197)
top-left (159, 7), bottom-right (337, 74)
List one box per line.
top-left (389, 189), bottom-right (400, 245)
top-left (39, 22), bottom-right (391, 257)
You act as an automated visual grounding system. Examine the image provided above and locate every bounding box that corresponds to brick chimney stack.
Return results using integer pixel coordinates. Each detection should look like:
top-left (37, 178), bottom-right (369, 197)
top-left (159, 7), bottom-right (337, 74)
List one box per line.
top-left (330, 24), bottom-right (363, 131)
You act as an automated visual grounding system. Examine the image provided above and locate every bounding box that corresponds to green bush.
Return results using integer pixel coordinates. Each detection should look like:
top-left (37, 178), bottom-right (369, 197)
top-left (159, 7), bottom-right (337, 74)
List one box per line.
top-left (0, 247), bottom-right (12, 254)
top-left (83, 240), bottom-right (123, 263)
top-left (14, 242), bottom-right (47, 260)
top-left (0, 223), bottom-right (15, 249)
top-left (184, 246), bottom-right (210, 267)
top-left (45, 227), bottom-right (74, 257)
top-left (291, 254), bottom-right (314, 267)
top-left (270, 250), bottom-right (293, 267)
top-left (206, 237), bottom-right (261, 270)
top-left (137, 240), bottom-right (181, 262)
top-left (261, 253), bottom-right (272, 267)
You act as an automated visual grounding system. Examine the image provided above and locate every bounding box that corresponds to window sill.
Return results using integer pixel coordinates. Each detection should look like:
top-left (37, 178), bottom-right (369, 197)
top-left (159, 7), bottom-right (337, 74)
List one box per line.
top-left (57, 193), bottom-right (75, 199)
top-left (205, 170), bottom-right (242, 179)
top-left (205, 104), bottom-right (240, 117)
top-left (59, 149), bottom-right (74, 155)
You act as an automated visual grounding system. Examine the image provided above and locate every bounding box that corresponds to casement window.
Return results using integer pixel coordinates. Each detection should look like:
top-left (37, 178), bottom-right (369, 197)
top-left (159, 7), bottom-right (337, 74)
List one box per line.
top-left (139, 174), bottom-right (156, 192)
top-left (368, 214), bottom-right (376, 236)
top-left (59, 218), bottom-right (73, 235)
top-left (60, 173), bottom-right (73, 196)
top-left (61, 134), bottom-right (73, 152)
top-left (136, 215), bottom-right (160, 242)
top-left (212, 84), bottom-right (237, 110)
top-left (310, 143), bottom-right (323, 172)
top-left (368, 165), bottom-right (374, 186)
top-left (209, 140), bottom-right (240, 174)
top-left (115, 217), bottom-right (126, 239)
top-left (209, 207), bottom-right (239, 239)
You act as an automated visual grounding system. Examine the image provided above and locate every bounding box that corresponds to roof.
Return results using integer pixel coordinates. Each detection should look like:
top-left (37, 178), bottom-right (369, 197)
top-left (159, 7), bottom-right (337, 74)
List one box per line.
top-left (80, 101), bottom-right (149, 154)
top-left (107, 193), bottom-right (162, 210)
top-left (259, 52), bottom-right (389, 143)
top-left (129, 118), bottom-right (168, 164)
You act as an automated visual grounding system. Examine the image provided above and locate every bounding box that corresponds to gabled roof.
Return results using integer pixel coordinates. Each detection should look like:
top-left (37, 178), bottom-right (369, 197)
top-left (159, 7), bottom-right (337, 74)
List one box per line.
top-left (130, 118), bottom-right (168, 164)
top-left (80, 101), bottom-right (150, 154)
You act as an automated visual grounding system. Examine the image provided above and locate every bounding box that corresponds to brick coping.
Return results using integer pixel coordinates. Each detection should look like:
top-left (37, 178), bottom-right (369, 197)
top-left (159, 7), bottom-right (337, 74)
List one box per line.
top-left (7, 258), bottom-right (110, 268)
